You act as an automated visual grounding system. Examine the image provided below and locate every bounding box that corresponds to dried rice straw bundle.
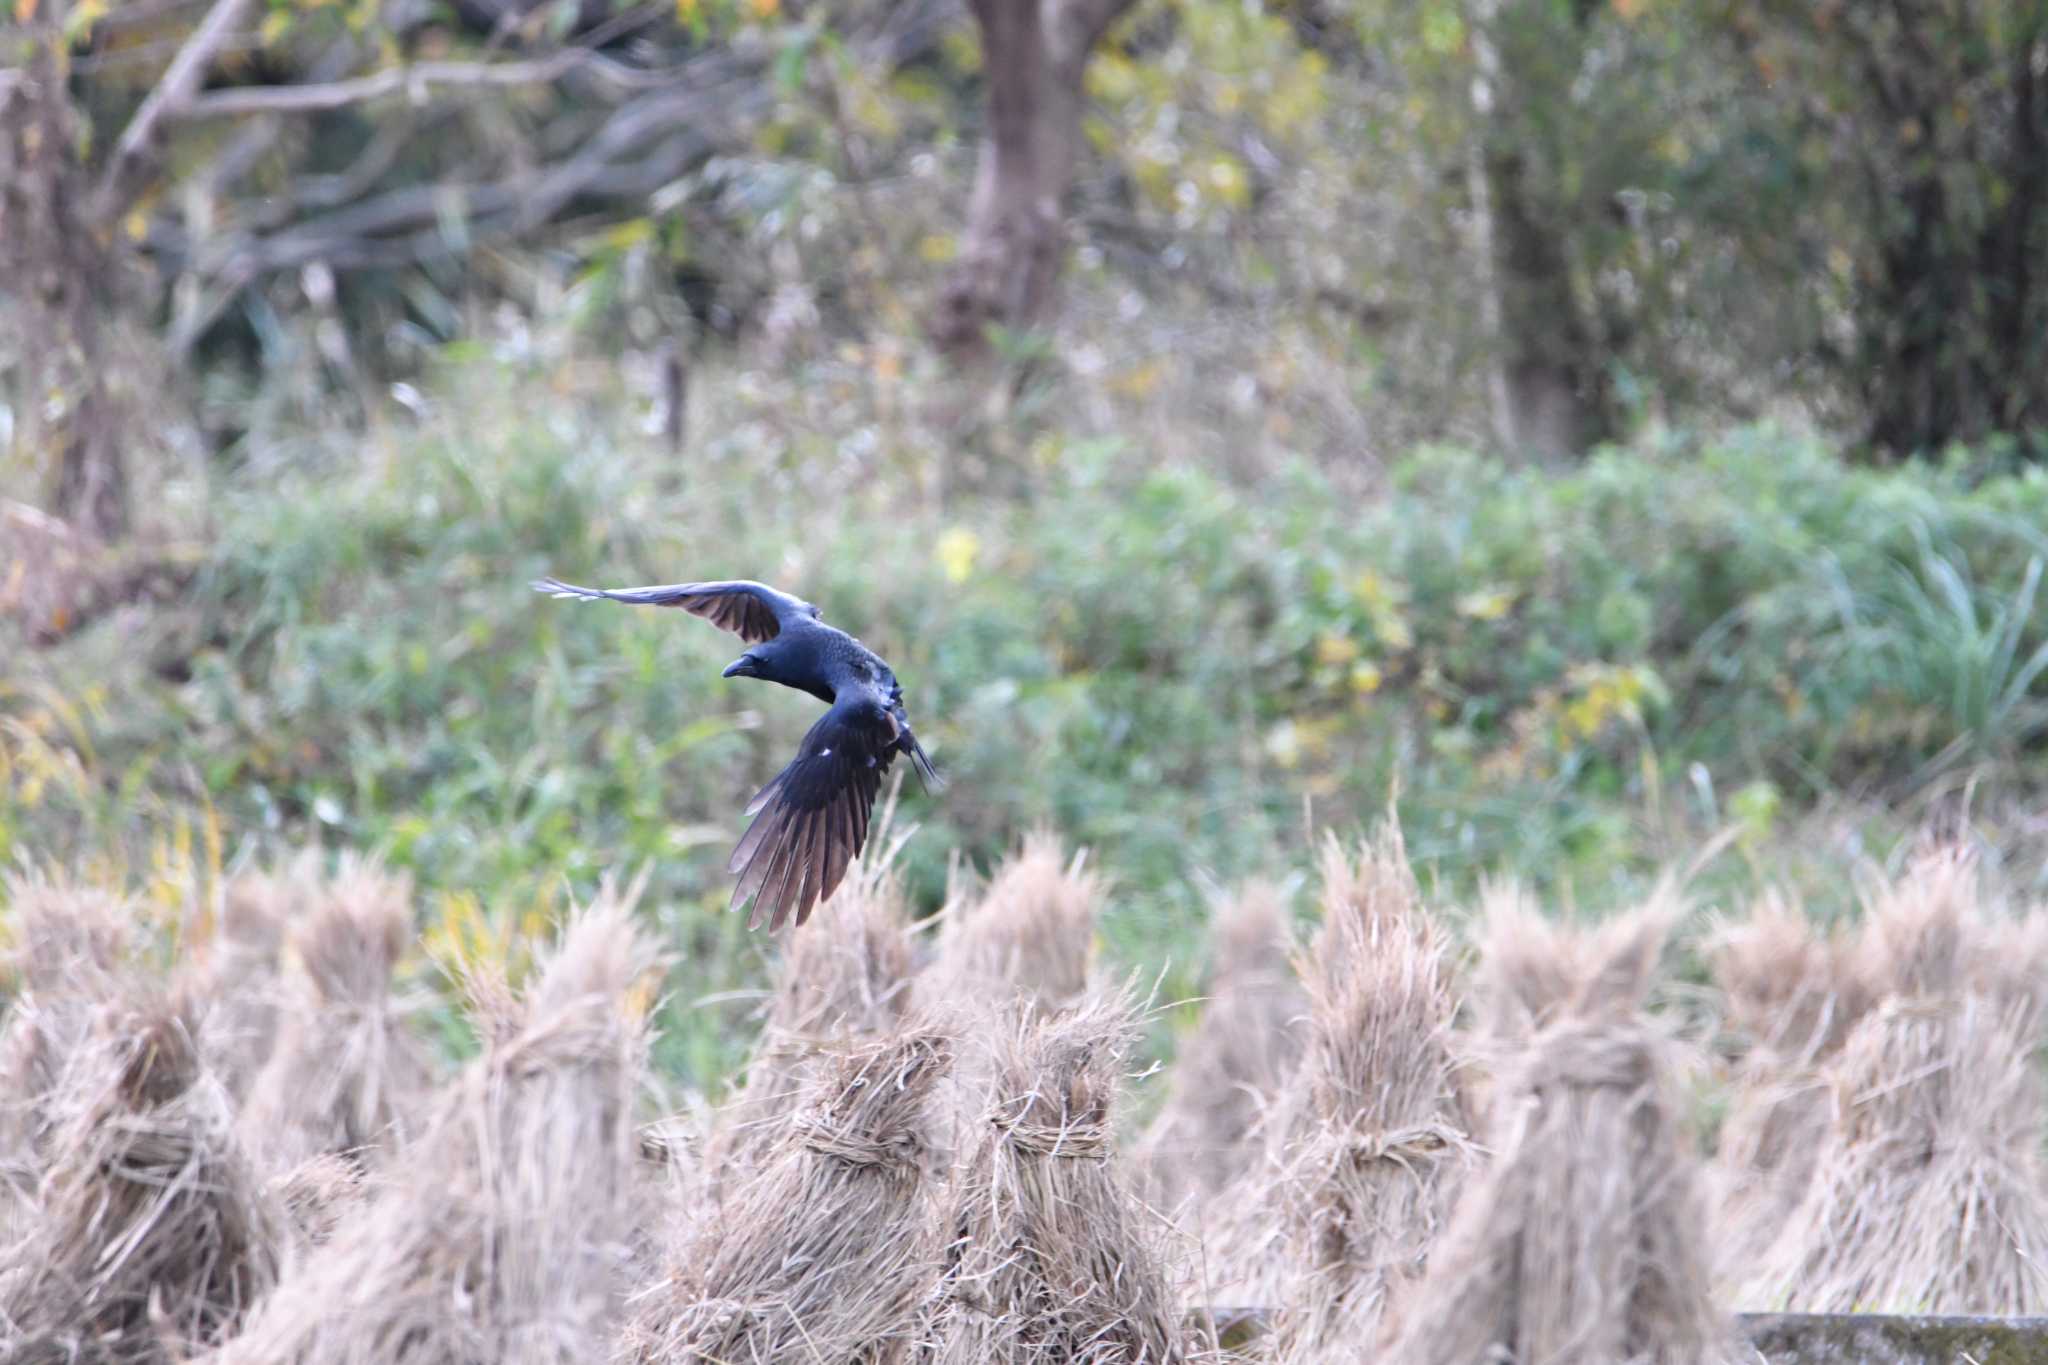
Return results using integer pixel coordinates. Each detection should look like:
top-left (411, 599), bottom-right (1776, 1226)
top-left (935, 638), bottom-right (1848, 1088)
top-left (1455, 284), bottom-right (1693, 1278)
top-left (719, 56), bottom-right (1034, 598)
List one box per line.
top-left (1382, 903), bottom-right (1736, 1365)
top-left (622, 1026), bottom-right (952, 1364)
top-left (922, 994), bottom-right (1187, 1365)
top-left (1, 879), bottom-right (139, 1208)
top-left (1272, 834), bottom-right (1475, 1359)
top-left (927, 830), bottom-right (1101, 1015)
top-left (704, 830), bottom-right (918, 1180)
top-left (182, 864), bottom-right (296, 1099)
top-left (1133, 881), bottom-right (1305, 1213)
top-left (1, 875), bottom-right (132, 991)
top-left (208, 899), bottom-right (657, 1365)
top-left (1707, 894), bottom-right (1869, 1274)
top-left (1204, 830), bottom-right (1473, 1355)
top-left (1467, 883), bottom-right (1662, 1046)
top-left (923, 831), bottom-right (1104, 1161)
top-left (0, 992), bottom-right (282, 1364)
top-left (236, 857), bottom-right (432, 1173)
top-left (1741, 847), bottom-right (2048, 1313)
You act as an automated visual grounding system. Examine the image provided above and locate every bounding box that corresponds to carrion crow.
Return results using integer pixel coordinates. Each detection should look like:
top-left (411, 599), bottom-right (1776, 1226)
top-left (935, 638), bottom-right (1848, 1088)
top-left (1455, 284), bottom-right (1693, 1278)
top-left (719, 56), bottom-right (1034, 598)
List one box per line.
top-left (533, 575), bottom-right (940, 931)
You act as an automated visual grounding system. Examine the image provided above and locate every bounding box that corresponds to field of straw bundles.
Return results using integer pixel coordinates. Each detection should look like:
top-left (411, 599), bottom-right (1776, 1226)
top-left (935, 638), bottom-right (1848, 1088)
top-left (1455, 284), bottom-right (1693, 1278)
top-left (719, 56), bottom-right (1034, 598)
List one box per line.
top-left (5, 826), bottom-right (2048, 1363)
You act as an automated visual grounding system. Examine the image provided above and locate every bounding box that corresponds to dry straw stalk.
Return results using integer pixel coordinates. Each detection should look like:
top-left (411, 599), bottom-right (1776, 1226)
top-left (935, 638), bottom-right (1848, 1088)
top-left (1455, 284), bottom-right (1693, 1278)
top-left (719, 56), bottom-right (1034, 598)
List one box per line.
top-left (234, 859), bottom-right (434, 1170)
top-left (181, 862), bottom-right (296, 1100)
top-left (1203, 829), bottom-right (1473, 1353)
top-left (1269, 833), bottom-right (1473, 1360)
top-left (927, 829), bottom-right (1101, 1015)
top-left (1, 878), bottom-right (139, 1195)
top-left (235, 856), bottom-right (433, 1174)
top-left (923, 830), bottom-right (1105, 1164)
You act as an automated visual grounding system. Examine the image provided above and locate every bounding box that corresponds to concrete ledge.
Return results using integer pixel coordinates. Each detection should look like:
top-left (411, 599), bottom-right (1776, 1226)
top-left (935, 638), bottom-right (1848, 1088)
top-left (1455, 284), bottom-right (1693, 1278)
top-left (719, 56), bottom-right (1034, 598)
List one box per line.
top-left (1740, 1312), bottom-right (2048, 1364)
top-left (1193, 1309), bottom-right (2048, 1361)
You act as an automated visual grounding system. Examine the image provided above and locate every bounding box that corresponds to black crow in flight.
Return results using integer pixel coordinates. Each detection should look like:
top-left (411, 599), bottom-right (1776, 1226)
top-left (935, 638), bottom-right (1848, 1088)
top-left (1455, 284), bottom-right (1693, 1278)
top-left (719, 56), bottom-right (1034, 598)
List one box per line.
top-left (533, 575), bottom-right (939, 932)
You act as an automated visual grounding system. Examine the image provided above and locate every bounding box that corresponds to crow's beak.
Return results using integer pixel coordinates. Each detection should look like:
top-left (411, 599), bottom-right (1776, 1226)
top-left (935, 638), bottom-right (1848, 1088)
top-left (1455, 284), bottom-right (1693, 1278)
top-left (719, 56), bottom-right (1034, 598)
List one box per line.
top-left (722, 657), bottom-right (755, 679)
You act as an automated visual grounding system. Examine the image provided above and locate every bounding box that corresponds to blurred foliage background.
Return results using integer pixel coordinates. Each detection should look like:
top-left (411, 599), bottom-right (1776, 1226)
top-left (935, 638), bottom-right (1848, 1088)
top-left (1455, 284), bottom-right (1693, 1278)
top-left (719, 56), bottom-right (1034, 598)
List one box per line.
top-left (3, 0), bottom-right (2046, 1084)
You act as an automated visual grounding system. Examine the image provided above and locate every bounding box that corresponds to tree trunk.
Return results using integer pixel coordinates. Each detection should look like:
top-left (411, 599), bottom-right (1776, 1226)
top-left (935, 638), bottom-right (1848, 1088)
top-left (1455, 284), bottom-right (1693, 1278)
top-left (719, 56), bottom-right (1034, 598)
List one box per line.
top-left (1484, 141), bottom-right (1606, 461)
top-left (931, 0), bottom-right (1135, 360)
top-left (1, 30), bottom-right (132, 542)
top-left (1838, 2), bottom-right (2048, 458)
top-left (1467, 0), bottom-right (1613, 462)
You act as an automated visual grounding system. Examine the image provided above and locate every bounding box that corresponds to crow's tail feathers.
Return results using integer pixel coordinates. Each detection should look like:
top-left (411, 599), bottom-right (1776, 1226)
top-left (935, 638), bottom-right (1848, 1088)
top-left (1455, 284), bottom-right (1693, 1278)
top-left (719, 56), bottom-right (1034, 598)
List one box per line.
top-left (904, 731), bottom-right (943, 795)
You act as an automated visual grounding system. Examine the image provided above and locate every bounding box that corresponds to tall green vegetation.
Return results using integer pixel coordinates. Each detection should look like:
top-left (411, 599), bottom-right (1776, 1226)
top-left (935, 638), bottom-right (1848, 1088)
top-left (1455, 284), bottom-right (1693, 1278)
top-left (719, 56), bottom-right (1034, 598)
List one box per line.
top-left (5, 358), bottom-right (2045, 955)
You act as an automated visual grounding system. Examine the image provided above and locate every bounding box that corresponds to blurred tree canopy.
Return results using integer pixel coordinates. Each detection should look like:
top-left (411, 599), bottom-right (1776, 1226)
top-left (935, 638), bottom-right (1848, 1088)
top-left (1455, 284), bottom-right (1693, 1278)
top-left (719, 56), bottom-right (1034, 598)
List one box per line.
top-left (3, 0), bottom-right (2046, 528)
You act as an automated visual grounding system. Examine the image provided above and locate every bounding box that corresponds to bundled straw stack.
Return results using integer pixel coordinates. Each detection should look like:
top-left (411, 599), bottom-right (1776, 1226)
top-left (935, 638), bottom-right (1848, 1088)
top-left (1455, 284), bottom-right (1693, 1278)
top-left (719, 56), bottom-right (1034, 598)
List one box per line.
top-left (1207, 831), bottom-right (1472, 1358)
top-left (209, 901), bottom-right (657, 1364)
top-left (0, 993), bottom-right (282, 1364)
top-left (923, 996), bottom-right (1187, 1365)
top-left (1134, 881), bottom-right (1305, 1212)
top-left (923, 832), bottom-right (1105, 1160)
top-left (236, 857), bottom-right (432, 1172)
top-left (183, 865), bottom-right (295, 1099)
top-left (1707, 895), bottom-right (1869, 1275)
top-left (705, 842), bottom-right (918, 1179)
top-left (1382, 903), bottom-right (1735, 1365)
top-left (927, 831), bottom-right (1101, 1015)
top-left (1742, 848), bottom-right (2048, 1313)
top-left (624, 1027), bottom-right (952, 1365)
top-left (0, 879), bottom-right (136, 1179)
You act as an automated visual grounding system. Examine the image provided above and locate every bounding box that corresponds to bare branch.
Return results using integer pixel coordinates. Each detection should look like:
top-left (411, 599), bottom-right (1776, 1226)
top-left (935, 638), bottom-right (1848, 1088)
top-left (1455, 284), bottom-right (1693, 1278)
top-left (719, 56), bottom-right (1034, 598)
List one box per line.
top-left (176, 49), bottom-right (651, 119)
top-left (96, 0), bottom-right (257, 217)
top-left (139, 0), bottom-right (958, 353)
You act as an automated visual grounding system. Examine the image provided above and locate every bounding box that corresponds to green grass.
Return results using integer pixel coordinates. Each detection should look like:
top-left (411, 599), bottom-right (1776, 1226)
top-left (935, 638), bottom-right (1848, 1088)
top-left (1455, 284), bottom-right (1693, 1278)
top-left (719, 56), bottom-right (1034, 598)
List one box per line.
top-left (5, 354), bottom-right (2047, 1089)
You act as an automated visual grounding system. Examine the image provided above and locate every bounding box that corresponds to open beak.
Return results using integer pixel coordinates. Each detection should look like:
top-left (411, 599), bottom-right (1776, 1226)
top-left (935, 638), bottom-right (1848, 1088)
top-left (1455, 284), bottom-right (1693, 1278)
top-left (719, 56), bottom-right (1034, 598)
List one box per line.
top-left (722, 657), bottom-right (756, 679)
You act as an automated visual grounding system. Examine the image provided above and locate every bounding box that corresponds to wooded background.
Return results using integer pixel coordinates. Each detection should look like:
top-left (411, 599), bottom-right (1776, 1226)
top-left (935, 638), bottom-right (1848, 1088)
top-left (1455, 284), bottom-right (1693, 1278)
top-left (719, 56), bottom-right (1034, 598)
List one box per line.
top-left (6, 0), bottom-right (2046, 546)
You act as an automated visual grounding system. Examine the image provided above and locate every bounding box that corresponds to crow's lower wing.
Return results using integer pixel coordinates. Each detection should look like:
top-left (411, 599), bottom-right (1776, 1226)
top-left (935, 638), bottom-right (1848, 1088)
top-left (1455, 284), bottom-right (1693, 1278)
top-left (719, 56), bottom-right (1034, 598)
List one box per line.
top-left (531, 576), bottom-right (815, 643)
top-left (727, 699), bottom-right (897, 931)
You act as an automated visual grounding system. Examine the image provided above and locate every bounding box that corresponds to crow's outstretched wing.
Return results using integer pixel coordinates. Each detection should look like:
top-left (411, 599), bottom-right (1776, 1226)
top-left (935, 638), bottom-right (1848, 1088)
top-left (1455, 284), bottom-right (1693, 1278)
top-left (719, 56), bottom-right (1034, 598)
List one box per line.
top-left (727, 694), bottom-right (900, 931)
top-left (531, 576), bottom-right (817, 644)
